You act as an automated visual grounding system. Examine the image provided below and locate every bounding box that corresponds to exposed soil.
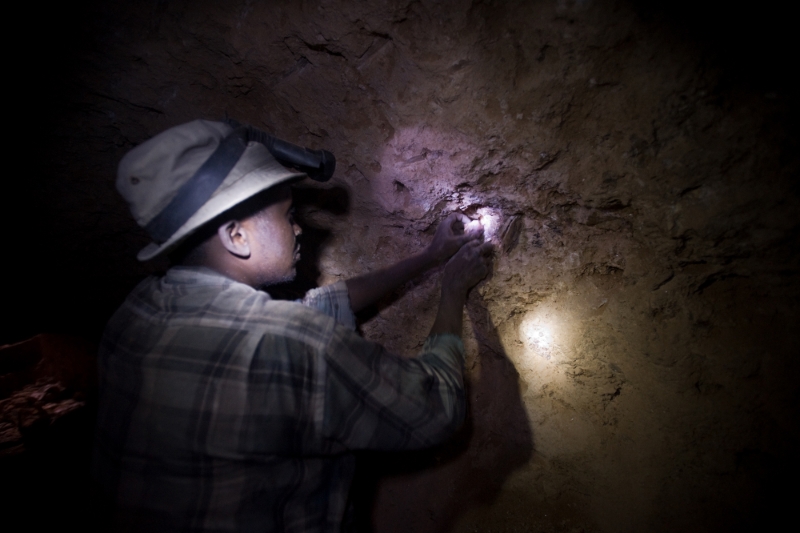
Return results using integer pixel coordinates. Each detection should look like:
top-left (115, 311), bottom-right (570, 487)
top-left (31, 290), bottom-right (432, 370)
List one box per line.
top-left (3, 1), bottom-right (798, 531)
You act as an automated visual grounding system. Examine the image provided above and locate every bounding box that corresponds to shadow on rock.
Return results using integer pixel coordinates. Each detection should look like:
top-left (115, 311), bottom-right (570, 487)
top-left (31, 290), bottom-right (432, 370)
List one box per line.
top-left (356, 292), bottom-right (534, 533)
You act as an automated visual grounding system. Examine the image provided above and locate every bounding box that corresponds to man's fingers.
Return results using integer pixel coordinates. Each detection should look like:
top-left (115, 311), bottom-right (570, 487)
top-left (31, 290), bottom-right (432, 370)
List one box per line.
top-left (462, 221), bottom-right (484, 246)
top-left (447, 212), bottom-right (469, 234)
top-left (460, 229), bottom-right (483, 247)
top-left (454, 212), bottom-right (471, 226)
top-left (444, 235), bottom-right (493, 290)
top-left (465, 219), bottom-right (483, 233)
top-left (464, 238), bottom-right (483, 251)
top-left (451, 239), bottom-right (480, 262)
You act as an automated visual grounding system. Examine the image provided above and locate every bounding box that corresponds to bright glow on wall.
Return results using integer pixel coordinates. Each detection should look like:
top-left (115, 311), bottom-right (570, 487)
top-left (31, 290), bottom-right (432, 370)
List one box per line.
top-left (508, 305), bottom-right (576, 389)
top-left (476, 207), bottom-right (502, 244)
top-left (518, 307), bottom-right (567, 363)
top-left (522, 320), bottom-right (555, 354)
top-left (373, 125), bottom-right (479, 219)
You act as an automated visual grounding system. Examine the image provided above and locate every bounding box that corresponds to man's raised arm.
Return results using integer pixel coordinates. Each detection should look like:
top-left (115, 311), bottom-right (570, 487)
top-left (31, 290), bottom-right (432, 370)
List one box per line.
top-left (344, 213), bottom-right (483, 313)
top-left (429, 238), bottom-right (494, 337)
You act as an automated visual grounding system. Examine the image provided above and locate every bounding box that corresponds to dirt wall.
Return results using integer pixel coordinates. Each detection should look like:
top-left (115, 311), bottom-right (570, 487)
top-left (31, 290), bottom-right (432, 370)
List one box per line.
top-left (5, 1), bottom-right (798, 531)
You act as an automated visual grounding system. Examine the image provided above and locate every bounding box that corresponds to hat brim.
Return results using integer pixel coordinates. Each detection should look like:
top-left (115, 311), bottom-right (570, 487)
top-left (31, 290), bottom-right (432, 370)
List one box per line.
top-left (137, 142), bottom-right (306, 261)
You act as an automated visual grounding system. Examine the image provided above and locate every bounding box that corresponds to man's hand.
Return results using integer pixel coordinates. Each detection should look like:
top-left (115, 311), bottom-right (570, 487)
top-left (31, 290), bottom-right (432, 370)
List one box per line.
top-left (429, 239), bottom-right (494, 337)
top-left (345, 213), bottom-right (482, 313)
top-left (427, 213), bottom-right (484, 265)
top-left (443, 239), bottom-right (494, 296)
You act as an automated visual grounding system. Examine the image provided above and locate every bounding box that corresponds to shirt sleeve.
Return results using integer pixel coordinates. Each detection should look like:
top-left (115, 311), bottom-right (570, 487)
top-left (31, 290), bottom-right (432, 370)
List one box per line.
top-left (299, 281), bottom-right (356, 331)
top-left (319, 327), bottom-right (466, 452)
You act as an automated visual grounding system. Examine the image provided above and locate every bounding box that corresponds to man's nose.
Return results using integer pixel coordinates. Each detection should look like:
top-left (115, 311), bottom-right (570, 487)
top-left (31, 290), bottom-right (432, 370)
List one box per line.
top-left (293, 223), bottom-right (302, 237)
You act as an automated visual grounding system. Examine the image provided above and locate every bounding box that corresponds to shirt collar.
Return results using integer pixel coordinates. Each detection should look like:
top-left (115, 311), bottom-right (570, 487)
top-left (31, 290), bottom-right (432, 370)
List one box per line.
top-left (163, 266), bottom-right (268, 294)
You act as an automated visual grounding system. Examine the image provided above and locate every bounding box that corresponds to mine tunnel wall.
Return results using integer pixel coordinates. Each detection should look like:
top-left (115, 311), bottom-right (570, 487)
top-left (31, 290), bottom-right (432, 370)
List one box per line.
top-left (2, 1), bottom-right (798, 532)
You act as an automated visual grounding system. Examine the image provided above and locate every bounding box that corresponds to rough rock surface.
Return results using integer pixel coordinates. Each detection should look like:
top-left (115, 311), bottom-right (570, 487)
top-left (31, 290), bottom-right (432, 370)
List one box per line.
top-left (5, 1), bottom-right (798, 531)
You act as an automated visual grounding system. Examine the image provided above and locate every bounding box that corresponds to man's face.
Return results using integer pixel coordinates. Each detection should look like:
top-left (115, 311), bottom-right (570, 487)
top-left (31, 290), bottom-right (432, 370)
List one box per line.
top-left (246, 185), bottom-right (302, 287)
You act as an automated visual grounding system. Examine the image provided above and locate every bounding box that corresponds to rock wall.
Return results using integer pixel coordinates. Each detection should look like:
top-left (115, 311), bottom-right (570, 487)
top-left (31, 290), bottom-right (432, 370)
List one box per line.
top-left (5, 0), bottom-right (798, 531)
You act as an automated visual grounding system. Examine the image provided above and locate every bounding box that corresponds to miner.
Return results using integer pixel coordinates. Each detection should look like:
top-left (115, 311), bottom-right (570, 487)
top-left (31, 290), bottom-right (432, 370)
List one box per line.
top-left (92, 119), bottom-right (493, 532)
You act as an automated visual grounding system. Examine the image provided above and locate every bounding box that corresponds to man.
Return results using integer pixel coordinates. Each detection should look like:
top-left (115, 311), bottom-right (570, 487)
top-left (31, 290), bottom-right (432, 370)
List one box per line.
top-left (92, 119), bottom-right (492, 532)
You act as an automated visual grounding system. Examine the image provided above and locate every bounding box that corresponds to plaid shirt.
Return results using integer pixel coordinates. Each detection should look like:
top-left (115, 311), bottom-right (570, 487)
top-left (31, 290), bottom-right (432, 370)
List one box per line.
top-left (92, 266), bottom-right (465, 533)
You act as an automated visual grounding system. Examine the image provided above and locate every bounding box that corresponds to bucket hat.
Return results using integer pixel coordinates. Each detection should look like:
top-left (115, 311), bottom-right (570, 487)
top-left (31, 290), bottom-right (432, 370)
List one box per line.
top-left (117, 119), bottom-right (322, 261)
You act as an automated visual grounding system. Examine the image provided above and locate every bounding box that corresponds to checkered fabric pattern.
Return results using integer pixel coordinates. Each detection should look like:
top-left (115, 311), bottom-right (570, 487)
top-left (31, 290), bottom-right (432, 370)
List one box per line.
top-left (92, 266), bottom-right (465, 532)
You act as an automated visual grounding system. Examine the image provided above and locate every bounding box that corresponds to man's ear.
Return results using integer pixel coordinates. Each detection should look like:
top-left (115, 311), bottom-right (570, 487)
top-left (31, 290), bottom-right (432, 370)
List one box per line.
top-left (217, 220), bottom-right (251, 258)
